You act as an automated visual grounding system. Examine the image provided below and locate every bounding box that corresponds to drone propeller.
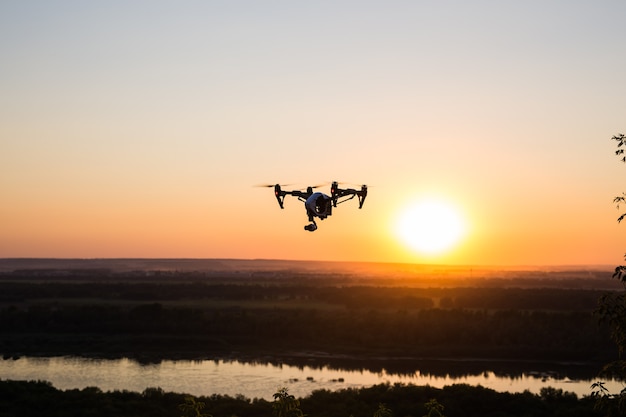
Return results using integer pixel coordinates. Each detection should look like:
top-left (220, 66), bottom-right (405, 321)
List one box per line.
top-left (253, 183), bottom-right (294, 188)
top-left (254, 183), bottom-right (329, 190)
top-left (332, 181), bottom-right (370, 188)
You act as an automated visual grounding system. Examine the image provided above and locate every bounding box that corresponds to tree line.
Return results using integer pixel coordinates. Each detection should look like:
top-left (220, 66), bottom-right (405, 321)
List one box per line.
top-left (0, 380), bottom-right (602, 417)
top-left (0, 280), bottom-right (607, 311)
top-left (0, 296), bottom-right (613, 362)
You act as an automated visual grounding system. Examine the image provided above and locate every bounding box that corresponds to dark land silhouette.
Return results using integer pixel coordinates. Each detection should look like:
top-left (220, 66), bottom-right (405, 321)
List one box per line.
top-left (0, 259), bottom-right (618, 416)
top-left (0, 258), bottom-right (617, 364)
top-left (0, 380), bottom-right (602, 417)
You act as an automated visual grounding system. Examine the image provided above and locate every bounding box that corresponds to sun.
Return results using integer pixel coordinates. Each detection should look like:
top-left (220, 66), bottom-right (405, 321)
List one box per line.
top-left (395, 198), bottom-right (466, 255)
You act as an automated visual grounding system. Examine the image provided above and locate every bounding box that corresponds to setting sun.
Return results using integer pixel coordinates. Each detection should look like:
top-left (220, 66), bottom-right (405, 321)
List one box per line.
top-left (395, 198), bottom-right (467, 255)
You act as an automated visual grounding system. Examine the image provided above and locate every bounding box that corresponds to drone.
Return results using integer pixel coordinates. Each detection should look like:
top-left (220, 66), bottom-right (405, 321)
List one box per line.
top-left (260, 181), bottom-right (367, 231)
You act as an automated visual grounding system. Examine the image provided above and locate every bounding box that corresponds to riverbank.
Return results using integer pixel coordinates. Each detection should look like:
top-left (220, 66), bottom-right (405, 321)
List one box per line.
top-left (0, 377), bottom-right (605, 417)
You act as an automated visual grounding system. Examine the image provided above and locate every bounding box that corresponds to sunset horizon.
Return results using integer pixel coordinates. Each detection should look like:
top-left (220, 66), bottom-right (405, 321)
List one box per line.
top-left (0, 256), bottom-right (618, 272)
top-left (3, 2), bottom-right (626, 267)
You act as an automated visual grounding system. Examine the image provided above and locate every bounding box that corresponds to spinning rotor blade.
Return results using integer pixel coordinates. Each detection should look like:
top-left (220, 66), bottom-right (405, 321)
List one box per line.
top-left (253, 183), bottom-right (294, 188)
top-left (333, 181), bottom-right (370, 188)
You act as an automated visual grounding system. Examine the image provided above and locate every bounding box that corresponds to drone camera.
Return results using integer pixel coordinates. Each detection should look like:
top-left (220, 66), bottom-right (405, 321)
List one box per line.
top-left (304, 223), bottom-right (318, 232)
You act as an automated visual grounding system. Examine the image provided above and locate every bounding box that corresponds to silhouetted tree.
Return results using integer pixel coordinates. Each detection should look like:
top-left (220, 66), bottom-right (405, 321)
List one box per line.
top-left (272, 388), bottom-right (305, 417)
top-left (374, 403), bottom-right (392, 417)
top-left (614, 133), bottom-right (626, 226)
top-left (423, 398), bottom-right (446, 417)
top-left (178, 395), bottom-right (212, 417)
top-left (592, 133), bottom-right (626, 415)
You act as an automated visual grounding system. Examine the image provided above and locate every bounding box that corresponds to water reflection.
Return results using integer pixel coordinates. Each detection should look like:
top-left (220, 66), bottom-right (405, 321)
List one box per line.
top-left (0, 356), bottom-right (618, 400)
top-left (236, 354), bottom-right (604, 381)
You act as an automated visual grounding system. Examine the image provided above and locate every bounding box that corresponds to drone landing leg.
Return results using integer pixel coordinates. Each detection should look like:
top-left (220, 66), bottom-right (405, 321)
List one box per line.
top-left (304, 219), bottom-right (317, 232)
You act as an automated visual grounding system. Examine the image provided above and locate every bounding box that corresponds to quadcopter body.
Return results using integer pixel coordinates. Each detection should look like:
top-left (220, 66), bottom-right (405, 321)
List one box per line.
top-left (267, 181), bottom-right (367, 231)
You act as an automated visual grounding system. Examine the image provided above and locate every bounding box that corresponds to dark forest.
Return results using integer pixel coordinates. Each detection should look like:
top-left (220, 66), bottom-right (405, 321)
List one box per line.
top-left (0, 261), bottom-right (620, 416)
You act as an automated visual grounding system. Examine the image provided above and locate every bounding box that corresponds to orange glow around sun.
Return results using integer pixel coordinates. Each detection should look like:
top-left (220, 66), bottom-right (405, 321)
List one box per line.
top-left (394, 197), bottom-right (468, 257)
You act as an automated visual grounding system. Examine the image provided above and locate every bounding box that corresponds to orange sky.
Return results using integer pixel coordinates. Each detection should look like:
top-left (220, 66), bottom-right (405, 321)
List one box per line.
top-left (2, 2), bottom-right (626, 265)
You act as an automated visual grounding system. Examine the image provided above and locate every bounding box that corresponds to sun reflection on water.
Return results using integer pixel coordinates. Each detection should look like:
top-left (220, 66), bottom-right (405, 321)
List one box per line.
top-left (0, 356), bottom-right (620, 400)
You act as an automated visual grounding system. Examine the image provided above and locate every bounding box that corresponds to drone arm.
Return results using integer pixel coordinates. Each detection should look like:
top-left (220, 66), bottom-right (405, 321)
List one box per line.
top-left (273, 184), bottom-right (285, 209)
top-left (357, 190), bottom-right (367, 208)
top-left (289, 190), bottom-right (309, 201)
top-left (333, 193), bottom-right (356, 206)
top-left (274, 193), bottom-right (285, 209)
top-left (276, 189), bottom-right (312, 207)
top-left (331, 184), bottom-right (367, 208)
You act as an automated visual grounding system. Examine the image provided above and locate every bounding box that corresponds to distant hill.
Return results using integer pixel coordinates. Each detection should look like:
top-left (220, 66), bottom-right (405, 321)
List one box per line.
top-left (0, 258), bottom-right (619, 289)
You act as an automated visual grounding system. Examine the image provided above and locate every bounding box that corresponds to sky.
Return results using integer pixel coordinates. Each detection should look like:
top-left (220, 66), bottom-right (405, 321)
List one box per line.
top-left (1, 1), bottom-right (626, 266)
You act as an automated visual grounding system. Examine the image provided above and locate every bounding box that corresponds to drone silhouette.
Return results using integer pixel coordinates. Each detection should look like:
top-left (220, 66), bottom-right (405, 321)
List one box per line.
top-left (259, 181), bottom-right (368, 231)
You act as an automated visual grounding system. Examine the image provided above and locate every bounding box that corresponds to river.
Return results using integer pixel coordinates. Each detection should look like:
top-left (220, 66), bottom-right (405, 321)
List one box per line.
top-left (0, 356), bottom-right (620, 400)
